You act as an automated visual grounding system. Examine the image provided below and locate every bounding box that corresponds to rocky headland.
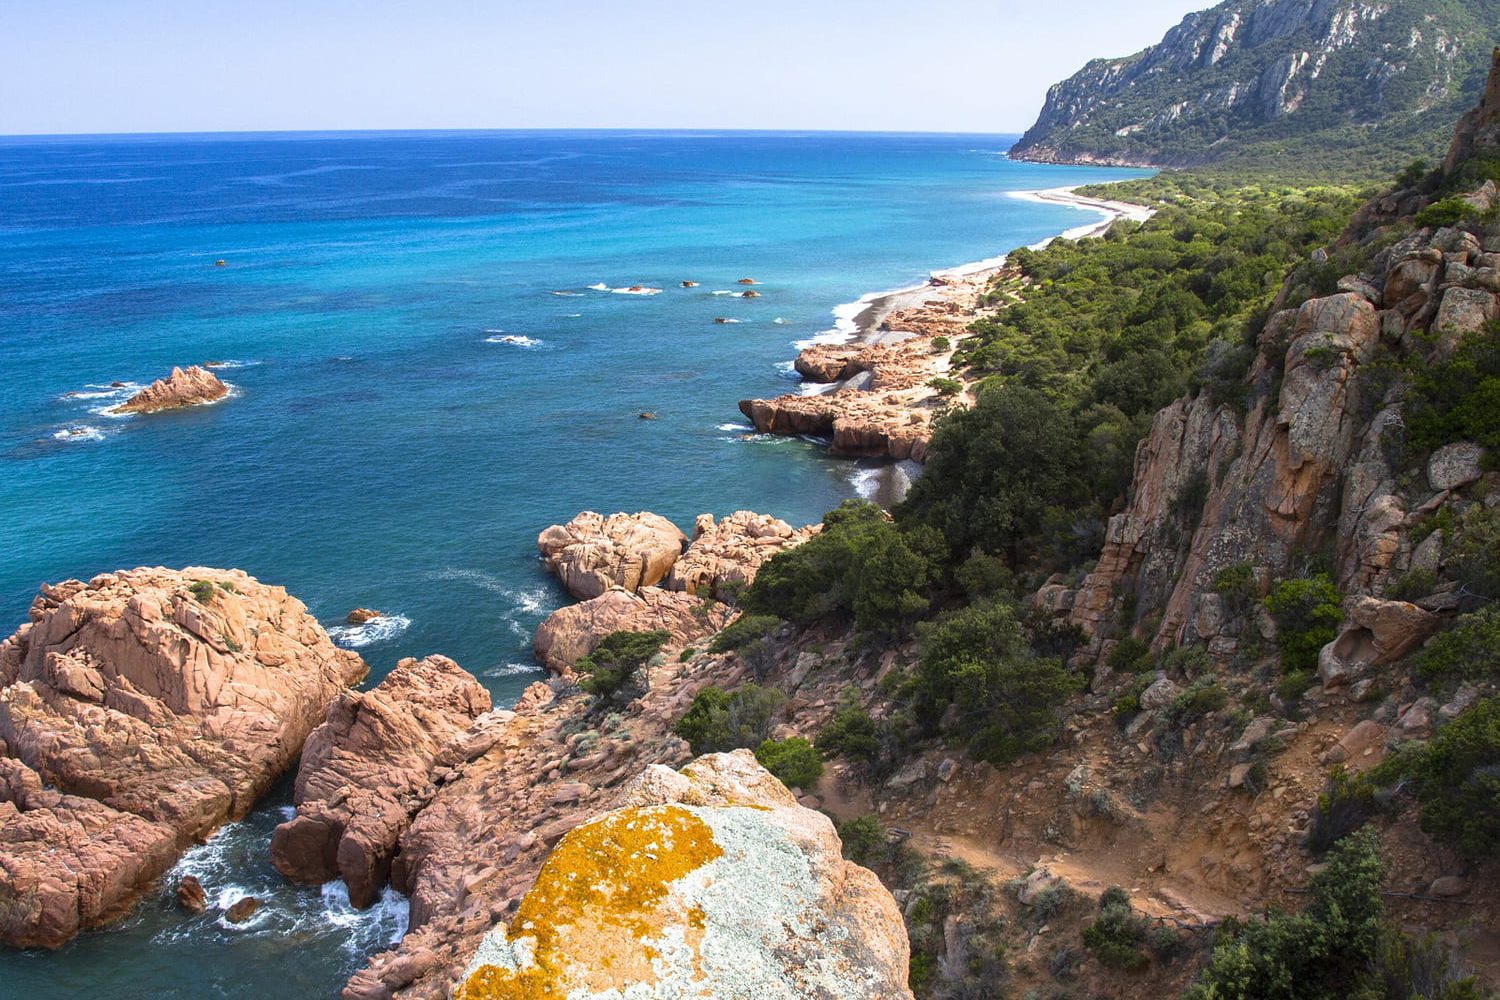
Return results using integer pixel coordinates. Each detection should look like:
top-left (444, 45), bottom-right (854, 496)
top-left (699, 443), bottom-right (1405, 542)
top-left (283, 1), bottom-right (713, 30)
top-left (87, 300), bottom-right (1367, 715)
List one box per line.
top-left (0, 567), bottom-right (367, 947)
top-left (112, 365), bottom-right (229, 414)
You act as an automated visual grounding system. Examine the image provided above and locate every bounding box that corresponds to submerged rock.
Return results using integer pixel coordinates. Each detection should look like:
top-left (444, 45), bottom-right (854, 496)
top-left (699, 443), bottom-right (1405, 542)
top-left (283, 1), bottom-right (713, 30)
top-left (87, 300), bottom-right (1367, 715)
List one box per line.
top-left (270, 655), bottom-right (493, 908)
top-left (451, 750), bottom-right (912, 999)
top-left (346, 607), bottom-right (385, 624)
top-left (0, 566), bottom-right (367, 947)
top-left (112, 365), bottom-right (228, 414)
top-left (224, 896), bottom-right (259, 924)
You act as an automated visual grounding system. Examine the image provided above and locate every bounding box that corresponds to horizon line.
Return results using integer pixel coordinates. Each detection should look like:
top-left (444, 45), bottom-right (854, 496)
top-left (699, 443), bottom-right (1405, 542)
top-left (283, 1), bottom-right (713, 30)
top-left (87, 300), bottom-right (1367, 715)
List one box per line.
top-left (0, 125), bottom-right (1027, 142)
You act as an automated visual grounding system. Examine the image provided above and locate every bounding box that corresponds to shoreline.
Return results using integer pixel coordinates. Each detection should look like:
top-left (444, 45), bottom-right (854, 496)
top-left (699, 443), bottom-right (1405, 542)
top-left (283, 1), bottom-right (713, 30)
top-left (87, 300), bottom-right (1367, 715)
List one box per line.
top-left (834, 185), bottom-right (1153, 348)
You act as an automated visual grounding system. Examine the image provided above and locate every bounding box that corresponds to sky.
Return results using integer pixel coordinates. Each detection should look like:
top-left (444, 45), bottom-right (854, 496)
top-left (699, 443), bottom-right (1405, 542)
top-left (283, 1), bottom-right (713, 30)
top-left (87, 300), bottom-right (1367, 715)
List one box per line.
top-left (0, 1), bottom-right (1204, 136)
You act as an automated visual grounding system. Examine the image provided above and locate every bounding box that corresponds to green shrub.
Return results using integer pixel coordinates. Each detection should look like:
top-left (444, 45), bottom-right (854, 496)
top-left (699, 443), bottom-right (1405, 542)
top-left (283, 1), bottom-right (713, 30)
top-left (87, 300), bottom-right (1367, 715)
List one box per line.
top-left (1184, 829), bottom-right (1386, 1000)
top-left (672, 683), bottom-right (785, 756)
top-left (1107, 636), bottom-right (1154, 674)
top-left (1307, 766), bottom-right (1380, 854)
top-left (708, 614), bottom-right (782, 654)
top-left (911, 601), bottom-right (1081, 765)
top-left (1388, 695), bottom-right (1500, 856)
top-left (930, 335), bottom-right (952, 352)
top-left (1277, 670), bottom-right (1316, 705)
top-left (1414, 197), bottom-right (1472, 230)
top-left (743, 500), bottom-right (939, 636)
top-left (1162, 679), bottom-right (1227, 728)
top-left (1113, 674), bottom-right (1155, 721)
top-left (836, 814), bottom-right (886, 865)
top-left (1263, 575), bottom-right (1343, 674)
top-left (1405, 321), bottom-right (1500, 455)
top-left (188, 580), bottom-right (216, 603)
top-left (575, 630), bottom-right (670, 705)
top-left (928, 376), bottom-right (963, 397)
top-left (1445, 505), bottom-right (1500, 599)
top-left (1415, 607), bottom-right (1500, 690)
top-left (817, 687), bottom-right (881, 764)
top-left (1213, 562), bottom-right (1259, 617)
top-left (1082, 886), bottom-right (1149, 971)
top-left (755, 736), bottom-right (823, 789)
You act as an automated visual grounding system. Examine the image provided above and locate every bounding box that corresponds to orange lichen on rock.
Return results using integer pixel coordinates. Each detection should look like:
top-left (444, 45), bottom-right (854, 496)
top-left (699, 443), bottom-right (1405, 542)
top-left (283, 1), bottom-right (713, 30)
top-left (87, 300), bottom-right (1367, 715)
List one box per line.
top-left (454, 804), bottom-right (722, 1000)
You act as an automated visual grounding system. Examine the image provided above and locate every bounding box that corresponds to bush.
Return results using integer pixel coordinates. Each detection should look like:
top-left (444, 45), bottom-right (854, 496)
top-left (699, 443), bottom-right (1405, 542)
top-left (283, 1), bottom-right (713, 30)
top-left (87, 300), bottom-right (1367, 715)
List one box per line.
top-left (1213, 562), bottom-right (1259, 617)
top-left (928, 376), bottom-right (963, 397)
top-left (1113, 674), bottom-right (1155, 721)
top-left (817, 687), bottom-right (882, 764)
top-left (1307, 766), bottom-right (1379, 854)
top-left (1414, 606), bottom-right (1500, 690)
top-left (1082, 886), bottom-right (1149, 971)
top-left (1277, 670), bottom-right (1316, 706)
top-left (1107, 636), bottom-right (1154, 674)
top-left (911, 601), bottom-right (1081, 765)
top-left (672, 683), bottom-right (785, 756)
top-left (1446, 505), bottom-right (1500, 599)
top-left (1263, 575), bottom-right (1343, 674)
top-left (1389, 695), bottom-right (1500, 856)
top-left (754, 736), bottom-right (823, 789)
top-left (708, 614), bottom-right (782, 654)
top-left (744, 500), bottom-right (939, 636)
top-left (1414, 197), bottom-right (1472, 230)
top-left (1405, 321), bottom-right (1500, 455)
top-left (1185, 829), bottom-right (1386, 1000)
top-left (930, 335), bottom-right (952, 352)
top-left (836, 814), bottom-right (886, 865)
top-left (188, 580), bottom-right (216, 603)
top-left (575, 630), bottom-right (670, 705)
top-left (1162, 679), bottom-right (1227, 728)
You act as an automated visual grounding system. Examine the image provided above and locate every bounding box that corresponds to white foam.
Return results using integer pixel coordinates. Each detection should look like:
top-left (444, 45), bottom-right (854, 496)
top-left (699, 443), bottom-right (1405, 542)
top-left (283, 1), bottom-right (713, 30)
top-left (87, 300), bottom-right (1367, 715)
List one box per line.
top-left (485, 662), bottom-right (542, 678)
top-left (587, 282), bottom-right (609, 291)
top-left (327, 613), bottom-right (411, 648)
top-left (202, 359), bottom-right (260, 370)
top-left (51, 425), bottom-right (104, 442)
top-left (773, 317), bottom-right (789, 325)
top-left (551, 290), bottom-right (586, 297)
top-left (710, 290), bottom-right (736, 296)
top-left (485, 333), bottom-right (543, 348)
top-left (716, 422), bottom-right (752, 432)
top-left (610, 285), bottom-right (661, 295)
top-left (714, 317), bottom-right (744, 324)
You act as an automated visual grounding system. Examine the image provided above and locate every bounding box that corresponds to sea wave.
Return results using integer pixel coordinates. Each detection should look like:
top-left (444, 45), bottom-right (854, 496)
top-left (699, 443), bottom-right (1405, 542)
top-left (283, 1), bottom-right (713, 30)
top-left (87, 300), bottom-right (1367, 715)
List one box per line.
top-left (62, 382), bottom-right (141, 401)
top-left (793, 293), bottom-right (878, 349)
top-left (484, 333), bottom-right (544, 348)
top-left (484, 662), bottom-right (543, 679)
top-left (327, 613), bottom-right (411, 648)
top-left (551, 290), bottom-right (585, 297)
top-left (203, 359), bottom-right (260, 370)
top-left (51, 425), bottom-right (105, 442)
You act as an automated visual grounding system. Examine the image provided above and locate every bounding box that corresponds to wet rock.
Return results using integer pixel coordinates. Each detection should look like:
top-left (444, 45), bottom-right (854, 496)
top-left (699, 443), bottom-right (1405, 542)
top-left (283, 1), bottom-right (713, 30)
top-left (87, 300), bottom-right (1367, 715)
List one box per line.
top-left (346, 608), bottom-right (384, 624)
top-left (113, 366), bottom-right (229, 414)
top-left (176, 875), bottom-right (208, 915)
top-left (224, 896), bottom-right (259, 923)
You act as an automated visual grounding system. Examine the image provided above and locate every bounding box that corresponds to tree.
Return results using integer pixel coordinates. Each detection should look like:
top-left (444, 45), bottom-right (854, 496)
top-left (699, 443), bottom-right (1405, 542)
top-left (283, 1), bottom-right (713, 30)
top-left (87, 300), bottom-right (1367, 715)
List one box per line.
top-left (574, 630), bottom-right (669, 705)
top-left (672, 684), bottom-right (786, 756)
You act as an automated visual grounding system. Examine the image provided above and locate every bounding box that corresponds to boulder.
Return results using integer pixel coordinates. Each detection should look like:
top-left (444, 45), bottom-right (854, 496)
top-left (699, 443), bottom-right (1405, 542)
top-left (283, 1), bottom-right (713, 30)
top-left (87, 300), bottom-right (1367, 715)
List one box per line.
top-left (270, 655), bottom-right (492, 908)
top-left (1427, 441), bottom-right (1485, 492)
top-left (665, 511), bottom-right (818, 600)
top-left (1139, 675), bottom-right (1180, 711)
top-left (113, 366), bottom-right (228, 414)
top-left (1318, 597), bottom-right (1439, 688)
top-left (536, 511), bottom-right (687, 600)
top-left (1323, 720), bottom-right (1386, 766)
top-left (451, 751), bottom-right (912, 1000)
top-left (224, 896), bottom-right (259, 923)
top-left (532, 586), bottom-right (731, 674)
top-left (0, 567), bottom-right (367, 946)
top-left (176, 875), bottom-right (207, 914)
top-left (346, 608), bottom-right (384, 625)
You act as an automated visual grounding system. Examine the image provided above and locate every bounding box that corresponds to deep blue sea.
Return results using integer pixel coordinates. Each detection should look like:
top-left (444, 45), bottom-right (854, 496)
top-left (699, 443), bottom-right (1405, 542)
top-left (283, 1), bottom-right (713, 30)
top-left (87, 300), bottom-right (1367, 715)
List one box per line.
top-left (0, 130), bottom-right (1147, 997)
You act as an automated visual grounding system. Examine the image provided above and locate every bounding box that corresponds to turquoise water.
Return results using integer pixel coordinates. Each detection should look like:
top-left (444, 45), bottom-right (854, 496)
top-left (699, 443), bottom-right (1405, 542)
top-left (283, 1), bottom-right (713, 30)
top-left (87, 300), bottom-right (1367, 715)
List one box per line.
top-left (0, 130), bottom-right (1147, 996)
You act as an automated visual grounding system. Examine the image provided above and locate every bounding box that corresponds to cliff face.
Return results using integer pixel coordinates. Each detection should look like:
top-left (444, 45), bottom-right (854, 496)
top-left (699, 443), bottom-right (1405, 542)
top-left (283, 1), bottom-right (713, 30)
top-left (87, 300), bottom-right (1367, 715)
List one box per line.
top-left (1049, 50), bottom-right (1500, 680)
top-left (1011, 0), bottom-right (1496, 173)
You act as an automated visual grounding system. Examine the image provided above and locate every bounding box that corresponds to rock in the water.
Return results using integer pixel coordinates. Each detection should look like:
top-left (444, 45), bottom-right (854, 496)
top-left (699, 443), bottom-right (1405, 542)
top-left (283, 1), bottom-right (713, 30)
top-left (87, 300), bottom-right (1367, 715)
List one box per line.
top-left (665, 511), bottom-right (818, 601)
top-left (451, 750), bottom-right (912, 1000)
top-left (536, 511), bottom-right (687, 600)
top-left (345, 608), bottom-right (384, 625)
top-left (176, 875), bottom-right (207, 914)
top-left (0, 567), bottom-right (367, 947)
top-left (224, 896), bottom-right (259, 924)
top-left (113, 366), bottom-right (228, 414)
top-left (270, 655), bottom-right (492, 908)
top-left (0, 757), bottom-right (179, 949)
top-left (532, 586), bottom-right (731, 675)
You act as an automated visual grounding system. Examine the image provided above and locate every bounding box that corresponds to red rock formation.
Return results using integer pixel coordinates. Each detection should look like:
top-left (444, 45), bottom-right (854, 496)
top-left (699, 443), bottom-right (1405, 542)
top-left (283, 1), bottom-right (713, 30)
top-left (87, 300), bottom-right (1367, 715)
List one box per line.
top-left (0, 567), bottom-right (366, 946)
top-left (113, 366), bottom-right (228, 414)
top-left (536, 511), bottom-right (687, 601)
top-left (270, 655), bottom-right (496, 907)
top-left (532, 586), bottom-right (730, 675)
top-left (665, 511), bottom-right (818, 601)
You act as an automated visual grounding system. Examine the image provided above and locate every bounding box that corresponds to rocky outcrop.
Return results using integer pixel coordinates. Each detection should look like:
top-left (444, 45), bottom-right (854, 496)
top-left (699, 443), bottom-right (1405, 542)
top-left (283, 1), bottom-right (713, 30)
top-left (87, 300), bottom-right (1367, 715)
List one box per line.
top-left (665, 511), bottom-right (817, 601)
top-left (113, 366), bottom-right (228, 414)
top-left (0, 567), bottom-right (366, 946)
top-left (450, 751), bottom-right (911, 1000)
top-left (537, 512), bottom-right (687, 601)
top-left (532, 587), bottom-right (731, 675)
top-left (0, 756), bottom-right (179, 949)
top-left (270, 655), bottom-right (494, 908)
top-left (739, 392), bottom-right (936, 461)
top-left (1446, 48), bottom-right (1500, 173)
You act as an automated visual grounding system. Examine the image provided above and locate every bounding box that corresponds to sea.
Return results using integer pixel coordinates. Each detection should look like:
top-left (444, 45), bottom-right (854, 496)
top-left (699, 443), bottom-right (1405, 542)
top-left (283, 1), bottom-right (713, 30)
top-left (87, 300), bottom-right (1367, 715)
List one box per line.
top-left (0, 129), bottom-right (1148, 997)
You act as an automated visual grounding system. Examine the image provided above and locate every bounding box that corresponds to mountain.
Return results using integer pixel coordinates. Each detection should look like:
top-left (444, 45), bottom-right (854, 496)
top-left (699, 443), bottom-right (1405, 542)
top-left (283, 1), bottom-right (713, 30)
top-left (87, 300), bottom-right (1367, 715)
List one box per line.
top-left (1011, 0), bottom-right (1500, 177)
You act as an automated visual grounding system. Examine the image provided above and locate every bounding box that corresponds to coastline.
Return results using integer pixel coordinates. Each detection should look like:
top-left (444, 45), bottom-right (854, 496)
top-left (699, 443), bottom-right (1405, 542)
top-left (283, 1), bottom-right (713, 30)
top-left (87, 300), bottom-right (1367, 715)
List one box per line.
top-left (833, 185), bottom-right (1153, 348)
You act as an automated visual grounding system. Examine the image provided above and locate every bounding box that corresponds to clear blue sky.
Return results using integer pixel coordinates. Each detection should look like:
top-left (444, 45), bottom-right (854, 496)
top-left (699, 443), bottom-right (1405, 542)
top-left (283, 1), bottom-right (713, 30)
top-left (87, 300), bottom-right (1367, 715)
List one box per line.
top-left (0, 1), bottom-right (1203, 136)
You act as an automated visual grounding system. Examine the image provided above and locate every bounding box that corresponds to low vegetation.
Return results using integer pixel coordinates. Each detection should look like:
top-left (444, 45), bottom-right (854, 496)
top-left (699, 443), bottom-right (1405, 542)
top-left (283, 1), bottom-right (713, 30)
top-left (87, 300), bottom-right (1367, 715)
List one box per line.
top-left (574, 630), bottom-right (669, 705)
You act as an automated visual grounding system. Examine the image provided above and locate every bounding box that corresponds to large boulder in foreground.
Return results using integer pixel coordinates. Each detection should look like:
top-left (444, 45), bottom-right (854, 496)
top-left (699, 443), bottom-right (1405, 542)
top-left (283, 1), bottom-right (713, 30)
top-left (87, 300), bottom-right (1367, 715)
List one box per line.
top-left (452, 750), bottom-right (912, 1000)
top-left (0, 567), bottom-right (367, 946)
top-left (113, 365), bottom-right (228, 414)
top-left (270, 655), bottom-right (495, 908)
top-left (532, 586), bottom-right (731, 675)
top-left (537, 511), bottom-right (687, 600)
top-left (665, 511), bottom-right (817, 601)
